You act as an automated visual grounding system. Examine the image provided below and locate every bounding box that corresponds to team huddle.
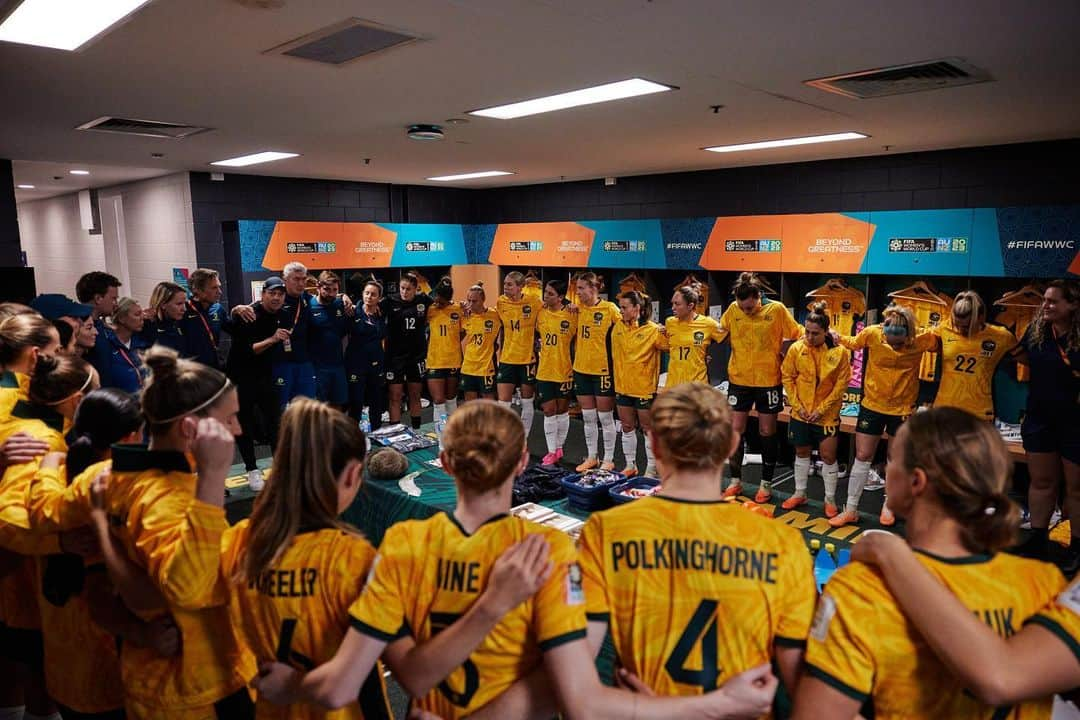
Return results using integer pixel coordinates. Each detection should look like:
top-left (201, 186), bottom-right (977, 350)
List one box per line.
top-left (0, 268), bottom-right (1078, 719)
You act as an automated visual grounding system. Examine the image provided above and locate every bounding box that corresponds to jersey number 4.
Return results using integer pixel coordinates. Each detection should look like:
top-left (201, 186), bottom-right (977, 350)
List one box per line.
top-left (430, 612), bottom-right (480, 707)
top-left (664, 599), bottom-right (721, 690)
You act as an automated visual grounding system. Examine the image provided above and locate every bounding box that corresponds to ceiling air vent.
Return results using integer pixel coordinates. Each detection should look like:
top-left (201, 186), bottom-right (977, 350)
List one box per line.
top-left (75, 116), bottom-right (212, 139)
top-left (266, 18), bottom-right (421, 66)
top-left (805, 58), bottom-right (992, 99)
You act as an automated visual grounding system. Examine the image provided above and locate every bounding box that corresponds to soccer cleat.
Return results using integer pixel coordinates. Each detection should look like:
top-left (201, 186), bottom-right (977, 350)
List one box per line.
top-left (880, 505), bottom-right (896, 526)
top-left (621, 465), bottom-right (638, 478)
top-left (781, 495), bottom-right (808, 510)
top-left (555, 448), bottom-right (564, 461)
top-left (829, 510), bottom-right (859, 527)
top-left (576, 457), bottom-right (599, 472)
top-left (600, 461), bottom-right (616, 471)
top-left (754, 487), bottom-right (772, 503)
top-left (824, 502), bottom-right (839, 518)
top-left (722, 483), bottom-right (744, 499)
top-left (541, 451), bottom-right (560, 466)
top-left (247, 468), bottom-right (265, 493)
top-left (864, 468), bottom-right (886, 491)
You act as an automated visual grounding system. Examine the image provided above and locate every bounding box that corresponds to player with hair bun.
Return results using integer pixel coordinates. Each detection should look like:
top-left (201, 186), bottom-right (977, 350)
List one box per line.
top-left (572, 272), bottom-right (621, 472)
top-left (496, 271), bottom-right (543, 438)
top-left (535, 279), bottom-right (577, 465)
top-left (611, 290), bottom-right (665, 477)
top-left (426, 276), bottom-right (464, 421)
top-left (460, 283), bottom-right (501, 402)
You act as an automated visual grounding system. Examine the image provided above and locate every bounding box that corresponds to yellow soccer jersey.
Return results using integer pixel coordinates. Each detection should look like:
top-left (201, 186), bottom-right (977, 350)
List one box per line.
top-left (934, 323), bottom-right (1018, 420)
top-left (536, 307), bottom-right (577, 384)
top-left (806, 551), bottom-right (1063, 720)
top-left (837, 326), bottom-right (938, 417)
top-left (461, 309), bottom-right (501, 378)
top-left (664, 315), bottom-right (727, 388)
top-left (611, 321), bottom-right (664, 398)
top-left (891, 296), bottom-right (951, 382)
top-left (579, 497), bottom-right (814, 696)
top-left (349, 513), bottom-right (587, 720)
top-left (426, 304), bottom-right (464, 370)
top-left (99, 444), bottom-right (254, 713)
top-left (0, 370), bottom-right (28, 421)
top-left (807, 288), bottom-right (866, 337)
top-left (1028, 575), bottom-right (1080, 664)
top-left (781, 339), bottom-right (852, 426)
top-left (221, 521), bottom-right (391, 720)
top-left (38, 563), bottom-right (125, 714)
top-left (497, 295), bottom-right (542, 365)
top-left (573, 300), bottom-right (620, 376)
top-left (719, 302), bottom-right (802, 387)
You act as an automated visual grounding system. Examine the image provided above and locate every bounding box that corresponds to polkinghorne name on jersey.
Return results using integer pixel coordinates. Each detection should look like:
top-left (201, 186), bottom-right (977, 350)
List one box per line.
top-left (248, 567), bottom-right (319, 598)
top-left (611, 538), bottom-right (779, 584)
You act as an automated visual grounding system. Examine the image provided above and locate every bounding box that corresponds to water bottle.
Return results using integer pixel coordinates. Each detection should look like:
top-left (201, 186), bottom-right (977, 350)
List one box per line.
top-left (436, 412), bottom-right (448, 451)
top-left (359, 411), bottom-right (372, 451)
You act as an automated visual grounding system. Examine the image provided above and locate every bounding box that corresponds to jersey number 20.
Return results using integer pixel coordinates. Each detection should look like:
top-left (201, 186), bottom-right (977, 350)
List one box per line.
top-left (664, 599), bottom-right (721, 690)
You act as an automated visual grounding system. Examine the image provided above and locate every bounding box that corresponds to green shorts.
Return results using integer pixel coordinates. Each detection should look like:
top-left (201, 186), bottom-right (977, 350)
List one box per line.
top-left (574, 371), bottom-right (614, 398)
top-left (856, 407), bottom-right (906, 437)
top-left (537, 380), bottom-right (573, 404)
top-left (616, 394), bottom-right (653, 410)
top-left (496, 362), bottom-right (537, 386)
top-left (461, 373), bottom-right (495, 394)
top-left (427, 368), bottom-right (460, 380)
top-left (787, 418), bottom-right (839, 448)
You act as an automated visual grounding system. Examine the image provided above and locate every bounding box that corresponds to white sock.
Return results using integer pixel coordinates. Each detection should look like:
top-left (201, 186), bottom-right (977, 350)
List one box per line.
top-left (0, 707), bottom-right (25, 720)
top-left (556, 413), bottom-right (570, 447)
top-left (644, 435), bottom-right (656, 469)
top-left (434, 402), bottom-right (447, 420)
top-left (794, 456), bottom-right (811, 497)
top-left (544, 415), bottom-right (559, 454)
top-left (582, 409), bottom-right (599, 459)
top-left (445, 398), bottom-right (458, 415)
top-left (598, 411), bottom-right (617, 463)
top-left (621, 429), bottom-right (638, 469)
top-left (847, 459), bottom-right (871, 512)
top-left (520, 400), bottom-right (535, 437)
top-left (498, 400), bottom-right (512, 409)
top-left (823, 462), bottom-right (839, 504)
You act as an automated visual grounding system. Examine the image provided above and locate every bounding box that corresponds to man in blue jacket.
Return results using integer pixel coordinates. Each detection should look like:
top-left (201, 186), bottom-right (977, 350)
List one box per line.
top-left (180, 268), bottom-right (226, 368)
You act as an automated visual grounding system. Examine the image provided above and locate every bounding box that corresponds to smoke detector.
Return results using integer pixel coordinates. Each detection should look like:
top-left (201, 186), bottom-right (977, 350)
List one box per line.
top-left (407, 124), bottom-right (444, 141)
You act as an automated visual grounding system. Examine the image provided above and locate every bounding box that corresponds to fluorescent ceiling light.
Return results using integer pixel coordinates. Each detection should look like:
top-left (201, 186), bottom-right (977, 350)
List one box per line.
top-left (427, 170), bottom-right (514, 182)
top-left (16, 184), bottom-right (35, 189)
top-left (69, 169), bottom-right (90, 175)
top-left (704, 132), bottom-right (868, 153)
top-left (469, 78), bottom-right (674, 120)
top-left (0, 0), bottom-right (152, 51)
top-left (210, 151), bottom-right (300, 168)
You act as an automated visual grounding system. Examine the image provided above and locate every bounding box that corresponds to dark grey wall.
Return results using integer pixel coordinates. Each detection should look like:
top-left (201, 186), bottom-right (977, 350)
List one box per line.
top-left (471, 139), bottom-right (1080, 223)
top-left (0, 159), bottom-right (22, 266)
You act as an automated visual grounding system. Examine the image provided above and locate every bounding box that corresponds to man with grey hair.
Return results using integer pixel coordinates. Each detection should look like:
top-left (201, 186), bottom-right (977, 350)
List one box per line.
top-left (268, 261), bottom-right (318, 407)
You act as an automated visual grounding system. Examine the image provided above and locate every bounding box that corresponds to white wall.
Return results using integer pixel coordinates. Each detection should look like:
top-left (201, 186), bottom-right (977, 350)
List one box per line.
top-left (17, 193), bottom-right (105, 296)
top-left (17, 173), bottom-right (195, 303)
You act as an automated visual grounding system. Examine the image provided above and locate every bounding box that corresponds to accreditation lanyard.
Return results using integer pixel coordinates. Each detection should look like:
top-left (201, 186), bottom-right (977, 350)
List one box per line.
top-left (1052, 326), bottom-right (1080, 378)
top-left (116, 344), bottom-right (143, 387)
top-left (187, 301), bottom-right (217, 349)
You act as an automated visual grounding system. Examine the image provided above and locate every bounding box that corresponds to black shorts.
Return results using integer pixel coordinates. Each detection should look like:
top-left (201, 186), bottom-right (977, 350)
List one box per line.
top-left (856, 407), bottom-right (907, 437)
top-left (497, 362), bottom-right (537, 386)
top-left (727, 383), bottom-right (783, 414)
top-left (427, 368), bottom-right (460, 380)
top-left (461, 373), bottom-right (495, 395)
top-left (386, 357), bottom-right (427, 384)
top-left (1022, 417), bottom-right (1080, 464)
top-left (616, 393), bottom-right (653, 410)
top-left (537, 380), bottom-right (573, 404)
top-left (0, 624), bottom-right (44, 667)
top-left (574, 371), bottom-right (615, 398)
top-left (787, 419), bottom-right (839, 448)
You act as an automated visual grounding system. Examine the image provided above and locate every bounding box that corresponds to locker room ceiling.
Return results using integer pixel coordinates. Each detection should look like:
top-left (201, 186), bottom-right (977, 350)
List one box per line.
top-left (4, 0), bottom-right (1080, 201)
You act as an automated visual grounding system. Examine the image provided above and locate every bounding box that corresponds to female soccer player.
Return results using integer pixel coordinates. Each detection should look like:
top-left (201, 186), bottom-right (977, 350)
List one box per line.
top-left (50, 346), bottom-right (254, 719)
top-left (426, 277), bottom-right (463, 421)
top-left (221, 398), bottom-right (393, 719)
top-left (383, 272), bottom-right (429, 429)
top-left (460, 284), bottom-right (500, 402)
top-left (610, 290), bottom-right (665, 477)
top-left (496, 271), bottom-right (543, 438)
top-left (1015, 280), bottom-right (1080, 566)
top-left (932, 290), bottom-right (1018, 421)
top-left (792, 407), bottom-right (1064, 720)
top-left (572, 272), bottom-right (621, 472)
top-left (830, 304), bottom-right (936, 527)
top-left (258, 400), bottom-right (777, 720)
top-left (104, 297), bottom-right (148, 393)
top-left (779, 303), bottom-right (851, 514)
top-left (0, 308), bottom-right (60, 418)
top-left (346, 280), bottom-right (388, 430)
top-left (719, 272), bottom-right (802, 502)
top-left (141, 281), bottom-right (189, 354)
top-left (663, 285), bottom-right (725, 389)
top-left (535, 280), bottom-right (577, 466)
top-left (579, 381), bottom-right (813, 702)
